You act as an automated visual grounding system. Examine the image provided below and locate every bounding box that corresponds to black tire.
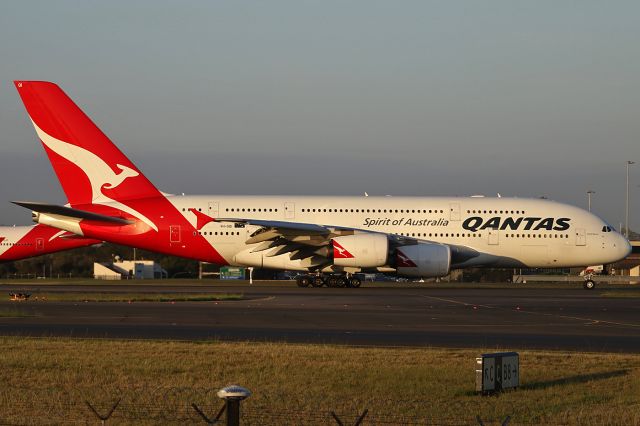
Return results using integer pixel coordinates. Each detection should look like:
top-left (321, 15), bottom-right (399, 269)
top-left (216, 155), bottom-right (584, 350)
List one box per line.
top-left (312, 277), bottom-right (324, 288)
top-left (297, 276), bottom-right (311, 287)
top-left (583, 279), bottom-right (595, 290)
top-left (349, 277), bottom-right (362, 288)
top-left (336, 277), bottom-right (347, 288)
top-left (326, 276), bottom-right (338, 288)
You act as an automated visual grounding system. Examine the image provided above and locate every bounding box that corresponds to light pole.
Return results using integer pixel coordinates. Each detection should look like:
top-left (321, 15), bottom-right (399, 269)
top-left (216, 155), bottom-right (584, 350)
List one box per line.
top-left (626, 161), bottom-right (635, 239)
top-left (586, 190), bottom-right (595, 212)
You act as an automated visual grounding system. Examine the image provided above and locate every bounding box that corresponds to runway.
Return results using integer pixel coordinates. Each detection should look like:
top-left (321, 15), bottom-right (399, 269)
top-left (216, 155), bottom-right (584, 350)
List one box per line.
top-left (0, 282), bottom-right (638, 352)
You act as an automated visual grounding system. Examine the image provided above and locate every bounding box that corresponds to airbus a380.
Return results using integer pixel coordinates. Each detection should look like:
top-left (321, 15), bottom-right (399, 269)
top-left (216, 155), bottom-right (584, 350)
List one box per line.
top-left (11, 81), bottom-right (631, 289)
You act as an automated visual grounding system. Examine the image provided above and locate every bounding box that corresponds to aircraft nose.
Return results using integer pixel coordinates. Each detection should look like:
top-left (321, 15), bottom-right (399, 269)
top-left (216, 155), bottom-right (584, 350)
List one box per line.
top-left (620, 234), bottom-right (632, 258)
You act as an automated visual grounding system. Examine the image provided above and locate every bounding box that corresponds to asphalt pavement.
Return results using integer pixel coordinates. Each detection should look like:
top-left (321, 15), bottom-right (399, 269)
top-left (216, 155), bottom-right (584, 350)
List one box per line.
top-left (0, 282), bottom-right (638, 352)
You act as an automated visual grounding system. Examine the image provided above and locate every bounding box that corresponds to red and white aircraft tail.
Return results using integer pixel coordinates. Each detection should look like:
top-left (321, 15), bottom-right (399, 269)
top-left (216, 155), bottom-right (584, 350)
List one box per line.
top-left (14, 81), bottom-right (226, 263)
top-left (15, 81), bottom-right (162, 229)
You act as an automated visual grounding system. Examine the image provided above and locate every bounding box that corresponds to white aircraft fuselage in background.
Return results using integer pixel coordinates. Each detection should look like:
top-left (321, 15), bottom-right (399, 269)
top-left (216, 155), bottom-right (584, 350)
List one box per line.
top-left (0, 224), bottom-right (99, 262)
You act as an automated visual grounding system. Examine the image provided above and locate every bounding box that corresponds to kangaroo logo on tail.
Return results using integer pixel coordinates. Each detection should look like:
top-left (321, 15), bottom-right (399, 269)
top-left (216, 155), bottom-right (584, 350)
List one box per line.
top-left (104, 164), bottom-right (139, 189)
top-left (31, 119), bottom-right (158, 232)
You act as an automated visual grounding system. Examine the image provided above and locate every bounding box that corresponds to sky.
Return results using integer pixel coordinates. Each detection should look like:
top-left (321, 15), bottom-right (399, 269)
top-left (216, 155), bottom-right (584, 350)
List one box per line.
top-left (0, 1), bottom-right (638, 230)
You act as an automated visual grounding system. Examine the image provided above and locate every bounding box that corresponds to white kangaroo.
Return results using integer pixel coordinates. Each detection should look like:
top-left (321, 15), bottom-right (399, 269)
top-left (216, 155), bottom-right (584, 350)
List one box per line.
top-left (31, 119), bottom-right (158, 231)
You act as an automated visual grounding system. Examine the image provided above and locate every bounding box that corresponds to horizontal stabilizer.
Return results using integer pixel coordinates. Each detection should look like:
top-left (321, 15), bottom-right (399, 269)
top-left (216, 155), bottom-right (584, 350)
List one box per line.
top-left (12, 201), bottom-right (133, 225)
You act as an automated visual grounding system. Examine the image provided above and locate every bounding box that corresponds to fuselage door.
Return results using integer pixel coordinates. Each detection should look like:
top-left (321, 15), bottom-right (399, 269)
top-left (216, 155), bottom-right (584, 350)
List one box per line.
top-left (208, 201), bottom-right (219, 218)
top-left (284, 202), bottom-right (295, 219)
top-left (488, 229), bottom-right (499, 245)
top-left (36, 238), bottom-right (44, 251)
top-left (170, 225), bottom-right (181, 243)
top-left (449, 203), bottom-right (461, 221)
top-left (576, 228), bottom-right (586, 246)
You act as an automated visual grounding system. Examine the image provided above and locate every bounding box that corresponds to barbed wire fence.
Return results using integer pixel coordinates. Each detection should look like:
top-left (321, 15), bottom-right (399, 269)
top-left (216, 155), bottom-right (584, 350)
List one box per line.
top-left (0, 385), bottom-right (577, 425)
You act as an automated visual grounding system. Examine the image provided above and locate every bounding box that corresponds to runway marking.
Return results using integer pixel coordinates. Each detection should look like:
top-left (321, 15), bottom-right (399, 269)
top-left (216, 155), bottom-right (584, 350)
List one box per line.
top-left (418, 295), bottom-right (494, 309)
top-left (245, 296), bottom-right (276, 303)
top-left (417, 294), bottom-right (640, 329)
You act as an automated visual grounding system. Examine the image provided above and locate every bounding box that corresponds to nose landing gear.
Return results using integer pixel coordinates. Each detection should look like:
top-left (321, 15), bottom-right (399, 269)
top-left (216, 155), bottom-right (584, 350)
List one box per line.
top-left (583, 274), bottom-right (596, 290)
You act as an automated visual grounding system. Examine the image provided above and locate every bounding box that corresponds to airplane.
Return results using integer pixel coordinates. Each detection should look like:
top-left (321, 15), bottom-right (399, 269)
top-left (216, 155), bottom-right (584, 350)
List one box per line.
top-left (10, 81), bottom-right (632, 289)
top-left (0, 223), bottom-right (99, 262)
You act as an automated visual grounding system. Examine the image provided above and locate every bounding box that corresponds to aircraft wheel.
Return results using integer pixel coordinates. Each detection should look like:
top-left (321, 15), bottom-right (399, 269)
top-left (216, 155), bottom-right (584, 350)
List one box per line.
top-left (583, 279), bottom-right (595, 290)
top-left (296, 276), bottom-right (311, 287)
top-left (336, 277), bottom-right (347, 288)
top-left (326, 276), bottom-right (338, 288)
top-left (312, 277), bottom-right (324, 287)
top-left (349, 277), bottom-right (362, 288)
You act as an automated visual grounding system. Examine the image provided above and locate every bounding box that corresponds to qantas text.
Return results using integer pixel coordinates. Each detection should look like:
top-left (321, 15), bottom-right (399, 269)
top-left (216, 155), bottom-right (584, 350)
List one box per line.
top-left (462, 216), bottom-right (571, 232)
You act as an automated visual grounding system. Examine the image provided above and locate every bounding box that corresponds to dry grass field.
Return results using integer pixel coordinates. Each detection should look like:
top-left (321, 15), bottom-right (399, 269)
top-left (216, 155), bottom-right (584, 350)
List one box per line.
top-left (0, 338), bottom-right (639, 425)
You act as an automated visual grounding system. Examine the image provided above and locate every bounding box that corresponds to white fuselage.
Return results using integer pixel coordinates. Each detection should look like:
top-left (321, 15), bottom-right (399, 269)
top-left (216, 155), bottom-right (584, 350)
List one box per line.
top-left (166, 195), bottom-right (630, 270)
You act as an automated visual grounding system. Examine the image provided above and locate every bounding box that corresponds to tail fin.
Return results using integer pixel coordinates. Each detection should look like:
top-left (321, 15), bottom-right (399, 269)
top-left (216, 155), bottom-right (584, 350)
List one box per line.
top-left (14, 81), bottom-right (161, 207)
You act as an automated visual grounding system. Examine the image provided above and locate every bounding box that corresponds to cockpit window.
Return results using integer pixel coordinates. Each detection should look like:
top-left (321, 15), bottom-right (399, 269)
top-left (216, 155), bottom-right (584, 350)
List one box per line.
top-left (602, 226), bottom-right (613, 232)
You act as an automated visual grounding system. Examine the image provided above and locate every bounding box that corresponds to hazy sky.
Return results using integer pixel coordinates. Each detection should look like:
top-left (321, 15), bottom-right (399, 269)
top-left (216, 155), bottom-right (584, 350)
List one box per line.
top-left (0, 1), bottom-right (638, 230)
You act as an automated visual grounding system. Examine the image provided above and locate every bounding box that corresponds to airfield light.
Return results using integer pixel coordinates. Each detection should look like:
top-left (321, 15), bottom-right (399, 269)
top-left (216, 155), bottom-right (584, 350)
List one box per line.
top-left (217, 385), bottom-right (251, 426)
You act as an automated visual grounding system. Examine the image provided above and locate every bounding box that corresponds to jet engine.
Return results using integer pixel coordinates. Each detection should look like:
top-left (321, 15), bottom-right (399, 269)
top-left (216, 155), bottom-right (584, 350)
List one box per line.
top-left (332, 234), bottom-right (388, 268)
top-left (396, 243), bottom-right (451, 277)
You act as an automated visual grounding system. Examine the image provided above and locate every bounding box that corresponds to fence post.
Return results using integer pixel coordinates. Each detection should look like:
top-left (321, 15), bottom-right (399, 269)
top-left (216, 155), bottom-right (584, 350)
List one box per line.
top-left (331, 409), bottom-right (368, 426)
top-left (192, 402), bottom-right (226, 424)
top-left (85, 398), bottom-right (120, 425)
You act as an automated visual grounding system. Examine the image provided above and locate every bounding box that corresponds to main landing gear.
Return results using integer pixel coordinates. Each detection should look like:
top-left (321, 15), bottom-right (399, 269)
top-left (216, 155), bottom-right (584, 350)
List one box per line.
top-left (296, 274), bottom-right (362, 288)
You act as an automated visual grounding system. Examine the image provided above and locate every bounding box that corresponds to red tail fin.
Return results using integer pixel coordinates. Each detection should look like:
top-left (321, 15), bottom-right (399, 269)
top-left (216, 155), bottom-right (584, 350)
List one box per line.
top-left (14, 81), bottom-right (161, 207)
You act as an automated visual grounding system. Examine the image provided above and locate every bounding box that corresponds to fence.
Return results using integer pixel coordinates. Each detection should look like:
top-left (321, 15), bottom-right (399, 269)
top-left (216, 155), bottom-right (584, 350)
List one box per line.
top-left (0, 385), bottom-right (521, 425)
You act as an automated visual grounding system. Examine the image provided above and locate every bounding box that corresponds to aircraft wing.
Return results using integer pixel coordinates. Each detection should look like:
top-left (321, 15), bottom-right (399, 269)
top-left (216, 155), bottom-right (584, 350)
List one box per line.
top-left (215, 217), bottom-right (480, 266)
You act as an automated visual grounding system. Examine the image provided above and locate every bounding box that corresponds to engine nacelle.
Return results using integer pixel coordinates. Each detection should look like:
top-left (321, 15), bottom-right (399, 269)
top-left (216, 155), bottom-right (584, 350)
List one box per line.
top-left (396, 243), bottom-right (451, 277)
top-left (332, 234), bottom-right (388, 268)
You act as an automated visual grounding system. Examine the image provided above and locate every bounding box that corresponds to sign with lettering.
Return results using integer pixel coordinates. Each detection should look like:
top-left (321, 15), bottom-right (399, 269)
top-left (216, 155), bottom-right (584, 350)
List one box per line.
top-left (475, 352), bottom-right (519, 393)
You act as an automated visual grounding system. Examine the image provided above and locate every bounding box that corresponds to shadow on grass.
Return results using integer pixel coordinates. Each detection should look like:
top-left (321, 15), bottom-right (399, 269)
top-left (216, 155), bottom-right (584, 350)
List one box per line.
top-left (520, 369), bottom-right (629, 391)
top-left (459, 369), bottom-right (629, 396)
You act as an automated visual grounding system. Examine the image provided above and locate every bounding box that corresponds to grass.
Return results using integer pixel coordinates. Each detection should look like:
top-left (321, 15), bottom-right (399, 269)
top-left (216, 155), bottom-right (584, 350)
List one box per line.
top-left (0, 338), bottom-right (639, 425)
top-left (20, 292), bottom-right (243, 302)
top-left (0, 307), bottom-right (32, 317)
top-left (601, 291), bottom-right (640, 298)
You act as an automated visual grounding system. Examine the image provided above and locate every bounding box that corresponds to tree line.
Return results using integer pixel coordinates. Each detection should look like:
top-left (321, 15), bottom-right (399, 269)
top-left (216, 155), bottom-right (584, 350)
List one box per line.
top-left (0, 243), bottom-right (200, 278)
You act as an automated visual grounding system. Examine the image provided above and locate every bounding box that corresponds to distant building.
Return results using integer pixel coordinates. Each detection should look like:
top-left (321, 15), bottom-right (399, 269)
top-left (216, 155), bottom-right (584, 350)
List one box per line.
top-left (94, 259), bottom-right (167, 280)
top-left (612, 241), bottom-right (640, 277)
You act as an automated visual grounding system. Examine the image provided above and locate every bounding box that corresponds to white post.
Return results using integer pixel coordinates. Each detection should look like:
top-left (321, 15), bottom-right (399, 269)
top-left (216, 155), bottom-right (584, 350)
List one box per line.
top-left (248, 267), bottom-right (254, 285)
top-left (626, 161), bottom-right (635, 239)
top-left (586, 190), bottom-right (595, 212)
